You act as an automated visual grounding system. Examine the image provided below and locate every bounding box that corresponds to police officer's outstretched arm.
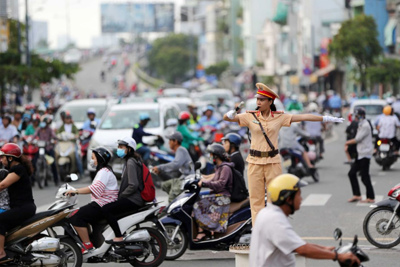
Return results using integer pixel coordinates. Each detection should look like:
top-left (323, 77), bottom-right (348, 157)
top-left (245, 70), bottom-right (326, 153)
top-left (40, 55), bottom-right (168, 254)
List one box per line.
top-left (295, 243), bottom-right (360, 265)
top-left (223, 110), bottom-right (240, 123)
top-left (291, 114), bottom-right (344, 123)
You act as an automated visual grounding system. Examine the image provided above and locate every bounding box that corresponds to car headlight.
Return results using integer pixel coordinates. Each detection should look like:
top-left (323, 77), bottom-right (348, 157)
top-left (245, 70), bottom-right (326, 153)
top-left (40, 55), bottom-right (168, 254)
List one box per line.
top-left (167, 197), bottom-right (189, 214)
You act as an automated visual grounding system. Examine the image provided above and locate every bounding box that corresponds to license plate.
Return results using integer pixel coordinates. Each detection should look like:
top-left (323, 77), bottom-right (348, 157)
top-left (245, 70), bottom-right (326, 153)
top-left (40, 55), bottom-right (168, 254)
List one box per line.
top-left (113, 163), bottom-right (123, 173)
top-left (380, 144), bottom-right (390, 152)
top-left (308, 144), bottom-right (316, 151)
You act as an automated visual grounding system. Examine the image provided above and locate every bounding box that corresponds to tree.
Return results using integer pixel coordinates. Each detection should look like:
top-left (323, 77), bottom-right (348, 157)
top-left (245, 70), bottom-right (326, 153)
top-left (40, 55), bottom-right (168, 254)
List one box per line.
top-left (205, 61), bottom-right (230, 78)
top-left (329, 15), bottom-right (382, 92)
top-left (147, 34), bottom-right (198, 83)
top-left (7, 19), bottom-right (25, 52)
top-left (367, 58), bottom-right (400, 94)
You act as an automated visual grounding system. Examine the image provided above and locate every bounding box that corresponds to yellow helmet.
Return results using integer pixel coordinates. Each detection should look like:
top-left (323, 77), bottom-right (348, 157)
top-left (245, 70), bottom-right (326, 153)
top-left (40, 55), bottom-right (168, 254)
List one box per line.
top-left (268, 174), bottom-right (307, 206)
top-left (383, 105), bottom-right (392, 116)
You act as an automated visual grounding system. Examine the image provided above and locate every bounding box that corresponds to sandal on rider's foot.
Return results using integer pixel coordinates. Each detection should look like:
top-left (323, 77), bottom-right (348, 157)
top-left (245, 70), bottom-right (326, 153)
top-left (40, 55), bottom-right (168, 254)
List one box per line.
top-left (193, 232), bottom-right (207, 242)
top-left (0, 254), bottom-right (12, 264)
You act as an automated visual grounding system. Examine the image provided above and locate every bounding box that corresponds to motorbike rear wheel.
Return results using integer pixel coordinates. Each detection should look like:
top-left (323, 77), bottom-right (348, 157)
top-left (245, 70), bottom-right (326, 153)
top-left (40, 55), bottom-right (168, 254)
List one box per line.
top-left (163, 224), bottom-right (188, 260)
top-left (36, 157), bottom-right (47, 189)
top-left (59, 237), bottom-right (83, 267)
top-left (129, 227), bottom-right (167, 267)
top-left (363, 206), bottom-right (400, 248)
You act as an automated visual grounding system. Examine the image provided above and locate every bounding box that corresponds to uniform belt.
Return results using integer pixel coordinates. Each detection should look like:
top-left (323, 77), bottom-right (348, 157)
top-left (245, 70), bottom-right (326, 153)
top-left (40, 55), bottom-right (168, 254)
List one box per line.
top-left (250, 149), bottom-right (279, 158)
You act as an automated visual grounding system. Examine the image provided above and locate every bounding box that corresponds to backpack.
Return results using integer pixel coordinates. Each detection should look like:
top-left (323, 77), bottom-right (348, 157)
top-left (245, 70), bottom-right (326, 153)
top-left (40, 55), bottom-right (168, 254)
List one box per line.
top-left (229, 166), bottom-right (248, 202)
top-left (138, 162), bottom-right (156, 202)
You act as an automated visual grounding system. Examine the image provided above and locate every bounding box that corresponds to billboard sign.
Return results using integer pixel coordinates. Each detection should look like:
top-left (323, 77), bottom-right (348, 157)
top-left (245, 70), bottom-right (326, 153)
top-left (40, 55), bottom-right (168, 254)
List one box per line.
top-left (101, 3), bottom-right (174, 33)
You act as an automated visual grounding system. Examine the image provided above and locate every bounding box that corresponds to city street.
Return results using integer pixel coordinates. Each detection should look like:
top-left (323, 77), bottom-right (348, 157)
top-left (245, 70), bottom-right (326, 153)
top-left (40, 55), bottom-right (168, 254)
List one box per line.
top-left (32, 122), bottom-right (400, 266)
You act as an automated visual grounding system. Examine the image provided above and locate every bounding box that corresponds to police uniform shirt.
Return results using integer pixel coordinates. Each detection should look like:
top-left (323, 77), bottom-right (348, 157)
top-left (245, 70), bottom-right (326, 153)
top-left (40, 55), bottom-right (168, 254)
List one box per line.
top-left (237, 111), bottom-right (292, 165)
top-left (250, 204), bottom-right (306, 267)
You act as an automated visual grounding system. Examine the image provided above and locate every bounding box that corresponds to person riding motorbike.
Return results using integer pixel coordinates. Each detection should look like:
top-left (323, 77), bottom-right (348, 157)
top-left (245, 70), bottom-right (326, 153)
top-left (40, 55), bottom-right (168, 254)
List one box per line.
top-left (56, 113), bottom-right (84, 176)
top-left (0, 114), bottom-right (19, 143)
top-left (0, 143), bottom-right (36, 264)
top-left (177, 111), bottom-right (204, 151)
top-left (221, 132), bottom-right (245, 176)
top-left (376, 105), bottom-right (400, 155)
top-left (193, 143), bottom-right (233, 241)
top-left (82, 108), bottom-right (100, 133)
top-left (153, 132), bottom-right (194, 203)
top-left (197, 105), bottom-right (220, 130)
top-left (11, 109), bottom-right (23, 131)
top-left (132, 113), bottom-right (160, 163)
top-left (32, 116), bottom-right (59, 186)
top-left (187, 103), bottom-right (201, 126)
top-left (303, 102), bottom-right (326, 159)
top-left (24, 113), bottom-right (40, 136)
top-left (285, 94), bottom-right (303, 112)
top-left (65, 147), bottom-right (118, 253)
top-left (250, 174), bottom-right (360, 267)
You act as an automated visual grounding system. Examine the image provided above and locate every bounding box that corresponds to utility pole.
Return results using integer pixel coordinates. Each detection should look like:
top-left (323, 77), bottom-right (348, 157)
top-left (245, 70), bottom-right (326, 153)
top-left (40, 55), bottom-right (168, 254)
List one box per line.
top-left (25, 0), bottom-right (30, 67)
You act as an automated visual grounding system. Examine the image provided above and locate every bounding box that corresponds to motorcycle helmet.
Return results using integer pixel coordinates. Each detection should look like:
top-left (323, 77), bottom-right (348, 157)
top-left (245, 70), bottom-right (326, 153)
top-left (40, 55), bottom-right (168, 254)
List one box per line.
top-left (87, 108), bottom-right (96, 115)
top-left (2, 114), bottom-right (12, 123)
top-left (179, 111), bottom-right (190, 121)
top-left (307, 102), bottom-right (318, 112)
top-left (166, 118), bottom-right (178, 127)
top-left (383, 105), bottom-right (392, 116)
top-left (117, 136), bottom-right (137, 151)
top-left (0, 143), bottom-right (22, 158)
top-left (221, 133), bottom-right (242, 148)
top-left (355, 108), bottom-right (366, 119)
top-left (32, 113), bottom-right (41, 121)
top-left (139, 113), bottom-right (151, 121)
top-left (92, 147), bottom-right (112, 165)
top-left (268, 174), bottom-right (307, 206)
top-left (206, 143), bottom-right (227, 159)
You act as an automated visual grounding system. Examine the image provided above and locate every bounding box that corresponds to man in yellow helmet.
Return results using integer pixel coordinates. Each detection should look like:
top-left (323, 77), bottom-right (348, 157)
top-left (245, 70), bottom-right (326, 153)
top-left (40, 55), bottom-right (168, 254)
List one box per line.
top-left (376, 105), bottom-right (400, 155)
top-left (249, 174), bottom-right (359, 267)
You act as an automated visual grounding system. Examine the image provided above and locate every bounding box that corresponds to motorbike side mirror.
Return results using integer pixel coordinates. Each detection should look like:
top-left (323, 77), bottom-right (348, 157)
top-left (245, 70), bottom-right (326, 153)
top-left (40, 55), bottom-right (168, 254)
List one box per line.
top-left (353, 235), bottom-right (358, 246)
top-left (194, 161), bottom-right (202, 170)
top-left (333, 228), bottom-right (342, 241)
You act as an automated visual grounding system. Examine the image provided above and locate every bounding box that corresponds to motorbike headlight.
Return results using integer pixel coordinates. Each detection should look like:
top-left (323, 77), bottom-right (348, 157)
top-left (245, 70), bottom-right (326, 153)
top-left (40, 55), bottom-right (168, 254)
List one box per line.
top-left (167, 197), bottom-right (189, 214)
top-left (392, 189), bottom-right (400, 198)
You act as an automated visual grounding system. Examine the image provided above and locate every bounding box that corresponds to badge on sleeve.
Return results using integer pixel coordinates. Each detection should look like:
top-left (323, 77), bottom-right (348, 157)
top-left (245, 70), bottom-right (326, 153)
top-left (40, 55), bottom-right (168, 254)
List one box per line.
top-left (252, 120), bottom-right (260, 124)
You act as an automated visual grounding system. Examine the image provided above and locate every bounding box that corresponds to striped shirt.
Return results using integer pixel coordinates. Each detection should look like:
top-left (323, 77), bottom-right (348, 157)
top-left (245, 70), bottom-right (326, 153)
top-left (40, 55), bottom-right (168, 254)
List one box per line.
top-left (88, 168), bottom-right (119, 207)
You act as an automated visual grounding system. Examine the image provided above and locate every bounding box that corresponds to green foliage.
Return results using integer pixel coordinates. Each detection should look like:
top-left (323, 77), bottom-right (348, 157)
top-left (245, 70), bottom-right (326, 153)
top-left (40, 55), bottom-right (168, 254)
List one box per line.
top-left (147, 34), bottom-right (198, 83)
top-left (329, 15), bottom-right (382, 91)
top-left (367, 58), bottom-right (400, 85)
top-left (7, 19), bottom-right (25, 52)
top-left (205, 61), bottom-right (230, 78)
top-left (260, 76), bottom-right (275, 85)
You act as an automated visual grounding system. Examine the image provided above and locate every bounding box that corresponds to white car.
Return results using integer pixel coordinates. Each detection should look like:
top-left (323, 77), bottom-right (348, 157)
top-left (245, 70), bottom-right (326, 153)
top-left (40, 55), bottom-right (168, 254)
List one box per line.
top-left (162, 88), bottom-right (189, 98)
top-left (87, 102), bottom-right (180, 177)
top-left (53, 98), bottom-right (113, 130)
top-left (198, 89), bottom-right (234, 107)
top-left (158, 97), bottom-right (191, 112)
top-left (348, 99), bottom-right (387, 124)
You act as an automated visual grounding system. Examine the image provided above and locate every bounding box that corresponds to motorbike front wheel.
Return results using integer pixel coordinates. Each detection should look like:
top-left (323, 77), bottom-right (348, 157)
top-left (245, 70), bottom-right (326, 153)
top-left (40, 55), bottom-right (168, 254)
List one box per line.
top-left (363, 206), bottom-right (400, 248)
top-left (129, 227), bottom-right (167, 267)
top-left (36, 157), bottom-right (47, 189)
top-left (59, 237), bottom-right (83, 267)
top-left (163, 224), bottom-right (188, 260)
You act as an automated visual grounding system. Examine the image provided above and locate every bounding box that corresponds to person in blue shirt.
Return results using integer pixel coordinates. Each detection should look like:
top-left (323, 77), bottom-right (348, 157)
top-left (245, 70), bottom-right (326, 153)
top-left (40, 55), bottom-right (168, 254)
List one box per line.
top-left (197, 105), bottom-right (220, 130)
top-left (82, 108), bottom-right (101, 132)
top-left (132, 113), bottom-right (158, 162)
top-left (328, 93), bottom-right (342, 110)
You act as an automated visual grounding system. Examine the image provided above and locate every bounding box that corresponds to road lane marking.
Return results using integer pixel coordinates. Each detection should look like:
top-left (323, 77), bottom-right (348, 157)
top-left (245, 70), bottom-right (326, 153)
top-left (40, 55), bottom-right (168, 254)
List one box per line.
top-left (356, 195), bottom-right (384, 206)
top-left (301, 194), bottom-right (331, 206)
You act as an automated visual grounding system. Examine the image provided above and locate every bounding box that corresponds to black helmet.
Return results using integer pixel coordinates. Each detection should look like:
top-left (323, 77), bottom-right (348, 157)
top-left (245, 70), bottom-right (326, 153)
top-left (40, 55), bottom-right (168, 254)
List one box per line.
top-left (206, 143), bottom-right (227, 158)
top-left (355, 108), bottom-right (366, 118)
top-left (221, 133), bottom-right (242, 147)
top-left (92, 147), bottom-right (112, 165)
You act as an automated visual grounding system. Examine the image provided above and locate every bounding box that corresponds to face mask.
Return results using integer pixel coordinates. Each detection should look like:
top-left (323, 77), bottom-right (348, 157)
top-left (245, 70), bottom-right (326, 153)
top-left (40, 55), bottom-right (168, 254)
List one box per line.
top-left (39, 122), bottom-right (46, 128)
top-left (117, 148), bottom-right (126, 158)
top-left (89, 159), bottom-right (97, 169)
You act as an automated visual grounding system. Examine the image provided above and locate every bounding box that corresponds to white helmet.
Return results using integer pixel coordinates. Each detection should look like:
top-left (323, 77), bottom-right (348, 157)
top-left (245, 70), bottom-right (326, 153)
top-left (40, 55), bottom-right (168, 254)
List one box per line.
top-left (166, 118), bottom-right (178, 127)
top-left (307, 102), bottom-right (318, 112)
top-left (117, 136), bottom-right (137, 151)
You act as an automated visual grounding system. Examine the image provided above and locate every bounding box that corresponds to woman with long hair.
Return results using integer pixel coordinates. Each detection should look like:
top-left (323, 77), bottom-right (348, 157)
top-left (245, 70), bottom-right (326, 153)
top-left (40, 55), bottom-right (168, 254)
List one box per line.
top-left (224, 83), bottom-right (344, 225)
top-left (102, 137), bottom-right (145, 243)
top-left (65, 147), bottom-right (118, 253)
top-left (0, 143), bottom-right (36, 263)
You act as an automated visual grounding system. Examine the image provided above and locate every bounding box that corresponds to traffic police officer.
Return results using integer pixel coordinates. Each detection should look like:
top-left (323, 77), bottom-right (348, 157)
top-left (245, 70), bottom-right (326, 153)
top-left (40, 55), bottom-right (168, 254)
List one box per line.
top-left (224, 83), bottom-right (344, 224)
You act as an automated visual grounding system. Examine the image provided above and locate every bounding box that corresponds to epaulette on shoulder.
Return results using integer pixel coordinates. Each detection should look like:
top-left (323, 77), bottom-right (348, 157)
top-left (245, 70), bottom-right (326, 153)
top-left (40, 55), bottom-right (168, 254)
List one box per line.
top-left (246, 110), bottom-right (258, 113)
top-left (272, 111), bottom-right (284, 114)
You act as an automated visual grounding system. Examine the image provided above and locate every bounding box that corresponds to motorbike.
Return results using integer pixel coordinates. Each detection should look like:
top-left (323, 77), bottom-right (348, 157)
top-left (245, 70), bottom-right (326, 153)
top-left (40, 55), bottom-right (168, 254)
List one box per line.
top-left (280, 147), bottom-right (320, 182)
top-left (363, 182), bottom-right (400, 248)
top-left (157, 162), bottom-right (252, 261)
top-left (0, 171), bottom-right (79, 266)
top-left (46, 175), bottom-right (168, 267)
top-left (55, 132), bottom-right (78, 182)
top-left (299, 136), bottom-right (322, 164)
top-left (35, 140), bottom-right (54, 189)
top-left (374, 138), bottom-right (397, 171)
top-left (333, 228), bottom-right (369, 267)
top-left (79, 130), bottom-right (94, 169)
top-left (22, 136), bottom-right (39, 161)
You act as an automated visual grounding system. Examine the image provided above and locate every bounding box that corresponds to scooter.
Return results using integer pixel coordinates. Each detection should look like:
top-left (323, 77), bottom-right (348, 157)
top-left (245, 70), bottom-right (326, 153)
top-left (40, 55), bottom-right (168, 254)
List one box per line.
top-left (22, 136), bottom-right (39, 161)
top-left (374, 138), bottom-right (397, 171)
top-left (46, 175), bottom-right (168, 267)
top-left (79, 130), bottom-right (93, 169)
top-left (280, 147), bottom-right (320, 182)
top-left (363, 182), bottom-right (400, 248)
top-left (157, 163), bottom-right (252, 260)
top-left (333, 228), bottom-right (369, 267)
top-left (0, 170), bottom-right (79, 266)
top-left (299, 136), bottom-right (322, 164)
top-left (35, 140), bottom-right (53, 189)
top-left (55, 132), bottom-right (78, 182)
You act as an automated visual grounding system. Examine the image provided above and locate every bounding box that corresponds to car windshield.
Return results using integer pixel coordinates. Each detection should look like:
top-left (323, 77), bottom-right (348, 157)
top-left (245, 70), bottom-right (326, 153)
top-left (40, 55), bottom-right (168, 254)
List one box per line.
top-left (56, 104), bottom-right (107, 123)
top-left (200, 93), bottom-right (232, 102)
top-left (354, 105), bottom-right (383, 115)
top-left (100, 109), bottom-right (160, 129)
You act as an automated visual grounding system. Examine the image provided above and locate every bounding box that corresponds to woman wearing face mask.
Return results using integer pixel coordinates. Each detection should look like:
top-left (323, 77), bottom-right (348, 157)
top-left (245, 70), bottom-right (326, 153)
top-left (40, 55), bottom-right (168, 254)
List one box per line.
top-left (65, 147), bottom-right (118, 253)
top-left (102, 137), bottom-right (144, 243)
top-left (0, 144), bottom-right (36, 263)
top-left (192, 143), bottom-right (233, 241)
